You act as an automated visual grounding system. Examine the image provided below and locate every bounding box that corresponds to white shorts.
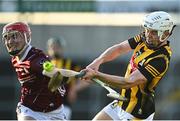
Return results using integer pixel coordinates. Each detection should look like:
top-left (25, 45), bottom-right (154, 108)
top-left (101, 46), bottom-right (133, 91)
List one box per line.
top-left (63, 105), bottom-right (72, 120)
top-left (103, 100), bottom-right (155, 120)
top-left (16, 102), bottom-right (66, 120)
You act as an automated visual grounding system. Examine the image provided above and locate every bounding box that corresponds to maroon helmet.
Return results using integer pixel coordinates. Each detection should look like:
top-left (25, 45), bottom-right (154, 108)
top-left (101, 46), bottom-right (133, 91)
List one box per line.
top-left (2, 21), bottom-right (31, 45)
top-left (2, 22), bottom-right (31, 36)
top-left (2, 22), bottom-right (32, 56)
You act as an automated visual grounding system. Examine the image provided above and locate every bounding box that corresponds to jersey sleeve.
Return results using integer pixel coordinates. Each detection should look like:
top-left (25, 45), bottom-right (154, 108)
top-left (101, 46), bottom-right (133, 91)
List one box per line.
top-left (128, 34), bottom-right (142, 49)
top-left (138, 57), bottom-right (168, 81)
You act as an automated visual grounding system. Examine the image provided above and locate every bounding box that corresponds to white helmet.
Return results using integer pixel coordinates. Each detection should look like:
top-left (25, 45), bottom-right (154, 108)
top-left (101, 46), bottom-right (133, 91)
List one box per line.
top-left (142, 11), bottom-right (174, 42)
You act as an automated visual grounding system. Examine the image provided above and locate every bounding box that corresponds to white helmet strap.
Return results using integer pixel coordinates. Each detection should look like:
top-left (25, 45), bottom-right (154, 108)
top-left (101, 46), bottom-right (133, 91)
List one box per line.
top-left (158, 30), bottom-right (165, 42)
top-left (24, 33), bottom-right (31, 45)
top-left (16, 33), bottom-right (31, 56)
top-left (158, 29), bottom-right (172, 42)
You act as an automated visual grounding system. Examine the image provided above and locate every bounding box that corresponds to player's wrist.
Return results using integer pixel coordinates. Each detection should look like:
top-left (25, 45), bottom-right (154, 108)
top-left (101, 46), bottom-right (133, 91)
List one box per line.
top-left (94, 70), bottom-right (100, 78)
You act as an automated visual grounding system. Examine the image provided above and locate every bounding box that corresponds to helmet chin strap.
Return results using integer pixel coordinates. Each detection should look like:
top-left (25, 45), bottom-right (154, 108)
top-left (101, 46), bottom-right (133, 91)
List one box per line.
top-left (9, 33), bottom-right (31, 56)
top-left (160, 35), bottom-right (170, 42)
top-left (158, 30), bottom-right (170, 42)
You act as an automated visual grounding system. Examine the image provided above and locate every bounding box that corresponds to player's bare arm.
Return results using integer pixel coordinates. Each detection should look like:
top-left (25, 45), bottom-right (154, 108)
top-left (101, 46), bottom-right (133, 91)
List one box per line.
top-left (87, 40), bottom-right (132, 71)
top-left (84, 68), bottom-right (147, 89)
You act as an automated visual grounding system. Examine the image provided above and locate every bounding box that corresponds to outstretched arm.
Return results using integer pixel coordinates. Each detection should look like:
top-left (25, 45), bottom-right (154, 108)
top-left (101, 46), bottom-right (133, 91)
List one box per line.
top-left (86, 40), bottom-right (132, 71)
top-left (83, 68), bottom-right (147, 89)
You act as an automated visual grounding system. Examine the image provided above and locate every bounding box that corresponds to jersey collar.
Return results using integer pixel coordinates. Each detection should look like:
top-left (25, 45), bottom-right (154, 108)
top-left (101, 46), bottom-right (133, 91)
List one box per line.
top-left (19, 45), bottom-right (32, 62)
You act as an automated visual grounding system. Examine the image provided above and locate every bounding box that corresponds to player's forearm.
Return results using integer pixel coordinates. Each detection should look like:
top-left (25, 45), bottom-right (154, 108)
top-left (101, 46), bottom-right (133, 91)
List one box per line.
top-left (94, 71), bottom-right (133, 89)
top-left (97, 41), bottom-right (131, 63)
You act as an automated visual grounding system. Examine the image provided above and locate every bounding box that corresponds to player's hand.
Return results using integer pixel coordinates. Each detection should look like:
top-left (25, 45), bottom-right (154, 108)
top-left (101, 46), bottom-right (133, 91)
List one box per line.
top-left (82, 68), bottom-right (97, 80)
top-left (86, 58), bottom-right (102, 71)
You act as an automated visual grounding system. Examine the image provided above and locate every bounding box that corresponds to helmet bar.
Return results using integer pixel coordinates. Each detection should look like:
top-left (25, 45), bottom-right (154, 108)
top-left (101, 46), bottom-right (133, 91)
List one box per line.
top-left (2, 22), bottom-right (31, 35)
top-left (2, 31), bottom-right (25, 44)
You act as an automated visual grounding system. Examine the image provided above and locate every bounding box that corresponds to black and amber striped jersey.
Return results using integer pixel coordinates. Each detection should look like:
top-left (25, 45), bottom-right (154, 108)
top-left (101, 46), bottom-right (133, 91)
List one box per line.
top-left (118, 34), bottom-right (172, 119)
top-left (51, 58), bottom-right (80, 71)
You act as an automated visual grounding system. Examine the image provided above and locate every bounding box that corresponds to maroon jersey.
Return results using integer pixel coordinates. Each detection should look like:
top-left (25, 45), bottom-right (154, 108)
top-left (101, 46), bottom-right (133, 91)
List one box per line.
top-left (12, 46), bottom-right (65, 112)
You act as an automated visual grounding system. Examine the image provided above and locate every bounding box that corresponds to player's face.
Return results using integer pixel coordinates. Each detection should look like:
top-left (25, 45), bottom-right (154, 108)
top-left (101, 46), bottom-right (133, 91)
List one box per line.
top-left (48, 43), bottom-right (63, 57)
top-left (144, 28), bottom-right (170, 49)
top-left (2, 31), bottom-right (26, 55)
top-left (144, 28), bottom-right (162, 49)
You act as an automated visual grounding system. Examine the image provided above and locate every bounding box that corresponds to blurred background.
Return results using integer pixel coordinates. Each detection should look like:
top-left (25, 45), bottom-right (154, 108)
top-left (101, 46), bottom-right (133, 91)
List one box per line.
top-left (0, 0), bottom-right (179, 119)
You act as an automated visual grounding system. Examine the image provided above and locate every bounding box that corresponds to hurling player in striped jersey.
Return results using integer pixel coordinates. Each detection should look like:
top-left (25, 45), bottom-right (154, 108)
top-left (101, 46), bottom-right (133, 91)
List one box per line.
top-left (83, 11), bottom-right (175, 120)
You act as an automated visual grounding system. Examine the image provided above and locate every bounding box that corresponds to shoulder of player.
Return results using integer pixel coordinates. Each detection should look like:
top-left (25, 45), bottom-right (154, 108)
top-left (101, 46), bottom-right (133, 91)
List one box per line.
top-left (144, 49), bottom-right (171, 69)
top-left (27, 47), bottom-right (49, 60)
top-left (134, 33), bottom-right (144, 43)
top-left (30, 47), bottom-right (47, 56)
top-left (163, 41), bottom-right (172, 57)
top-left (129, 33), bottom-right (144, 45)
top-left (155, 42), bottom-right (172, 60)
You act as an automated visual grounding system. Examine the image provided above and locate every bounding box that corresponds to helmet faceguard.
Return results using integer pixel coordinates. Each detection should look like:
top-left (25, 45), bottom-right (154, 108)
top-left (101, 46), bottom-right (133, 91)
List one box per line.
top-left (2, 22), bottom-right (31, 44)
top-left (142, 11), bottom-right (174, 49)
top-left (2, 22), bottom-right (31, 56)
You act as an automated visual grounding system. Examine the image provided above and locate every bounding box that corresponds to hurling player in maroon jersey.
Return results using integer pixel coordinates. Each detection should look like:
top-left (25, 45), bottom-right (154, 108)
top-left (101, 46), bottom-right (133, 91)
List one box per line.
top-left (2, 22), bottom-right (66, 120)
